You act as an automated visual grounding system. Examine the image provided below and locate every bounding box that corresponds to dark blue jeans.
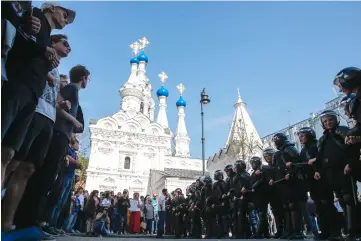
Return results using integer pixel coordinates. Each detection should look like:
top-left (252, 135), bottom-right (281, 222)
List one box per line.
top-left (111, 208), bottom-right (120, 233)
top-left (49, 175), bottom-right (74, 227)
top-left (120, 212), bottom-right (128, 233)
top-left (95, 220), bottom-right (109, 236)
top-left (146, 218), bottom-right (154, 233)
top-left (157, 211), bottom-right (165, 236)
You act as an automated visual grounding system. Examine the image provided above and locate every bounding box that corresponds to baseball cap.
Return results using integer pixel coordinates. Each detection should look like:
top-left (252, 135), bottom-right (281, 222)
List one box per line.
top-left (41, 2), bottom-right (76, 24)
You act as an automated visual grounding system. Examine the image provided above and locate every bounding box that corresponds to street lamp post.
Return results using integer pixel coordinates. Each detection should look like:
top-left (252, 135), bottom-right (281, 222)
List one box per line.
top-left (200, 88), bottom-right (210, 176)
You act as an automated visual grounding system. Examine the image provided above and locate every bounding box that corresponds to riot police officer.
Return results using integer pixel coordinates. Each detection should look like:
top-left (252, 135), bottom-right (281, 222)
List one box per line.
top-left (314, 110), bottom-right (359, 240)
top-left (250, 156), bottom-right (270, 239)
top-left (224, 164), bottom-right (235, 191)
top-left (260, 147), bottom-right (285, 238)
top-left (232, 160), bottom-right (251, 238)
top-left (200, 176), bottom-right (215, 238)
top-left (333, 67), bottom-right (361, 99)
top-left (297, 127), bottom-right (320, 238)
top-left (271, 133), bottom-right (304, 240)
top-left (187, 183), bottom-right (202, 239)
top-left (213, 170), bottom-right (229, 238)
top-left (174, 188), bottom-right (187, 238)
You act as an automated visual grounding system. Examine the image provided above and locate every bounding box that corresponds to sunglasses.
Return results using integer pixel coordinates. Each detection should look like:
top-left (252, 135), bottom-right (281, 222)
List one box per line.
top-left (61, 40), bottom-right (70, 49)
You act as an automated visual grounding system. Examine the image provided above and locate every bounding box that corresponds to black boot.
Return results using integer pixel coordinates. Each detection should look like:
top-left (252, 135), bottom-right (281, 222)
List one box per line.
top-left (280, 211), bottom-right (291, 239)
top-left (274, 213), bottom-right (284, 238)
top-left (289, 209), bottom-right (304, 240)
top-left (255, 212), bottom-right (268, 239)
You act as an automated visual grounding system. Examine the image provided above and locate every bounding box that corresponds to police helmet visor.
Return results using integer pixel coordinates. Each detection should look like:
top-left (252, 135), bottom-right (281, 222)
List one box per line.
top-left (319, 111), bottom-right (339, 128)
top-left (333, 67), bottom-right (361, 91)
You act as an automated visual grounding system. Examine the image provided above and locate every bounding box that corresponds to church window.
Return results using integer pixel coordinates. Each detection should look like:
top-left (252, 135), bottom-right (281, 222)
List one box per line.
top-left (124, 157), bottom-right (131, 169)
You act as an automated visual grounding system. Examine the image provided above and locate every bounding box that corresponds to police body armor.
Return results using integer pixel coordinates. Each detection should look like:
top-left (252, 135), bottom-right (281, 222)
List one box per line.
top-left (213, 179), bottom-right (229, 238)
top-left (317, 126), bottom-right (360, 238)
top-left (232, 170), bottom-right (251, 238)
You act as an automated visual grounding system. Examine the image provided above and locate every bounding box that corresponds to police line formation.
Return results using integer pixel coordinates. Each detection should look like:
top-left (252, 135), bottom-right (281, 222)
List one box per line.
top-left (162, 67), bottom-right (361, 241)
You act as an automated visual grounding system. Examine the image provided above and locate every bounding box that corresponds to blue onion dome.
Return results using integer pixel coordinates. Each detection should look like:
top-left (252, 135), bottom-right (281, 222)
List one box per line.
top-left (137, 51), bottom-right (148, 63)
top-left (156, 86), bottom-right (169, 97)
top-left (130, 56), bottom-right (139, 64)
top-left (176, 96), bottom-right (186, 107)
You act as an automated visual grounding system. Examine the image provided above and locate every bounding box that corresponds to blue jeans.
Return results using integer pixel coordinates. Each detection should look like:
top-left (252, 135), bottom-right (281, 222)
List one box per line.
top-left (153, 211), bottom-right (159, 233)
top-left (111, 209), bottom-right (120, 232)
top-left (248, 209), bottom-right (259, 235)
top-left (146, 218), bottom-right (154, 233)
top-left (119, 213), bottom-right (128, 233)
top-left (310, 215), bottom-right (318, 232)
top-left (95, 221), bottom-right (109, 236)
top-left (65, 211), bottom-right (78, 232)
top-left (157, 211), bottom-right (165, 236)
top-left (49, 175), bottom-right (74, 227)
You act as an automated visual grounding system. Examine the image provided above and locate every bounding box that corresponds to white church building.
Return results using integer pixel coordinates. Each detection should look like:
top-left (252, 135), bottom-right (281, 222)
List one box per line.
top-left (85, 38), bottom-right (204, 196)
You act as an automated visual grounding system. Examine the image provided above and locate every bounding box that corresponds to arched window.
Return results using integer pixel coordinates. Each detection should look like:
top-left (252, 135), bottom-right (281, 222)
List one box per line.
top-left (124, 157), bottom-right (131, 169)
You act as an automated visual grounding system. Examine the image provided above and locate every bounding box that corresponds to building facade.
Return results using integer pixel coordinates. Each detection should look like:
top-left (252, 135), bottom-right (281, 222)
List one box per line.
top-left (85, 38), bottom-right (204, 196)
top-left (261, 95), bottom-right (354, 150)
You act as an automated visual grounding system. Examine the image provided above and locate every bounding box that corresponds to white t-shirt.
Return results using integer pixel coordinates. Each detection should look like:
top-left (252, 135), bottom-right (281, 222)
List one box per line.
top-left (35, 68), bottom-right (60, 122)
top-left (158, 195), bottom-right (166, 211)
top-left (78, 194), bottom-right (85, 207)
top-left (101, 198), bottom-right (111, 207)
top-left (130, 199), bottom-right (140, 212)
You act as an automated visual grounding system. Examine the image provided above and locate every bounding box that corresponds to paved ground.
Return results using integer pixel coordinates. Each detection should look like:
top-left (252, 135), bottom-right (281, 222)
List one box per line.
top-left (57, 238), bottom-right (285, 241)
top-left (56, 234), bottom-right (314, 241)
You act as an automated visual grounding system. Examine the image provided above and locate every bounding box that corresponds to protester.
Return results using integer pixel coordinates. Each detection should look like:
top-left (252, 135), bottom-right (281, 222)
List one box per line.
top-left (1, 2), bottom-right (75, 187)
top-left (117, 190), bottom-right (130, 234)
top-left (64, 188), bottom-right (82, 233)
top-left (13, 64), bottom-right (89, 231)
top-left (94, 207), bottom-right (110, 236)
top-left (152, 194), bottom-right (159, 234)
top-left (144, 198), bottom-right (155, 234)
top-left (129, 192), bottom-right (141, 233)
top-left (47, 135), bottom-right (80, 233)
top-left (157, 189), bottom-right (167, 238)
top-left (1, 33), bottom-right (72, 232)
top-left (84, 190), bottom-right (99, 236)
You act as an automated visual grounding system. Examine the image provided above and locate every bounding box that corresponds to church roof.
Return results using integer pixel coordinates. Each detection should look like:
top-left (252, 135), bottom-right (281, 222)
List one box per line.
top-left (153, 168), bottom-right (208, 179)
top-left (224, 89), bottom-right (263, 153)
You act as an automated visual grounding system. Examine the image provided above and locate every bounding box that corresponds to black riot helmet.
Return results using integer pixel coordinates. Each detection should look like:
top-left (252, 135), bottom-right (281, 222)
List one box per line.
top-left (250, 156), bottom-right (262, 169)
top-left (189, 182), bottom-right (196, 193)
top-left (213, 170), bottom-right (224, 181)
top-left (297, 127), bottom-right (316, 141)
top-left (224, 164), bottom-right (233, 172)
top-left (175, 188), bottom-right (182, 195)
top-left (339, 93), bottom-right (359, 119)
top-left (319, 110), bottom-right (340, 130)
top-left (234, 160), bottom-right (246, 173)
top-left (224, 164), bottom-right (234, 176)
top-left (204, 176), bottom-right (213, 185)
top-left (272, 133), bottom-right (289, 150)
top-left (249, 156), bottom-right (262, 168)
top-left (262, 148), bottom-right (275, 158)
top-left (333, 67), bottom-right (361, 92)
top-left (200, 176), bottom-right (212, 185)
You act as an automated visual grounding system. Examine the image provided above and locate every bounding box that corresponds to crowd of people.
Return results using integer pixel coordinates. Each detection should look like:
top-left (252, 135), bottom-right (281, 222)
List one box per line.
top-left (1, 1), bottom-right (90, 240)
top-left (2, 1), bottom-right (361, 241)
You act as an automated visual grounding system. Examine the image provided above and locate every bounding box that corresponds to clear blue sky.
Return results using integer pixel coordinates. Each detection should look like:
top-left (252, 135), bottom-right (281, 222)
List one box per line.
top-left (34, 1), bottom-right (361, 158)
